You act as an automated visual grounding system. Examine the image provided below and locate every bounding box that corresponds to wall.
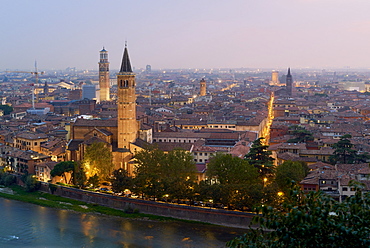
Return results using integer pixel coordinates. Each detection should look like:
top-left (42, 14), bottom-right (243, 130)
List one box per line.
top-left (40, 183), bottom-right (255, 229)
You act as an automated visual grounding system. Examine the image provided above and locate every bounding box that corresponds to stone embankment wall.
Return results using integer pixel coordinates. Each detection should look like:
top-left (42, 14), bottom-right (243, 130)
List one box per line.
top-left (39, 183), bottom-right (255, 229)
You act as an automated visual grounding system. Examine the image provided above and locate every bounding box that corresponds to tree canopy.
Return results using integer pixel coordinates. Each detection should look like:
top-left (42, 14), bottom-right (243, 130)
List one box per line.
top-left (207, 153), bottom-right (259, 185)
top-left (274, 160), bottom-right (309, 194)
top-left (50, 161), bottom-right (76, 184)
top-left (133, 147), bottom-right (197, 199)
top-left (0, 105), bottom-right (13, 115)
top-left (110, 169), bottom-right (133, 193)
top-left (82, 142), bottom-right (114, 180)
top-left (244, 137), bottom-right (274, 177)
top-left (329, 134), bottom-right (363, 164)
top-left (287, 125), bottom-right (314, 143)
top-left (227, 184), bottom-right (370, 248)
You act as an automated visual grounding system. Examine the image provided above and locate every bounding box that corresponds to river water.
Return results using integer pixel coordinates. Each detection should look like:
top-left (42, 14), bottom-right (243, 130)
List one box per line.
top-left (0, 197), bottom-right (246, 248)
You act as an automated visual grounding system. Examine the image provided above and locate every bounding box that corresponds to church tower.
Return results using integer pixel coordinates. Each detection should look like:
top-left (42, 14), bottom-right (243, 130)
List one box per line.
top-left (99, 47), bottom-right (110, 101)
top-left (200, 78), bottom-right (206, 96)
top-left (117, 45), bottom-right (138, 149)
top-left (286, 68), bottom-right (293, 97)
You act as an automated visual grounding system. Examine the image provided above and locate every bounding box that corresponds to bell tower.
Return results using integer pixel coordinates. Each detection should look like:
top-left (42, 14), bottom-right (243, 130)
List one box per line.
top-left (286, 68), bottom-right (293, 97)
top-left (200, 78), bottom-right (206, 96)
top-left (99, 47), bottom-right (110, 101)
top-left (117, 45), bottom-right (138, 149)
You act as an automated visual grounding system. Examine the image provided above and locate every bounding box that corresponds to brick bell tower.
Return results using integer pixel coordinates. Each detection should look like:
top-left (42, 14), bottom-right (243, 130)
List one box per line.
top-left (117, 44), bottom-right (138, 149)
top-left (200, 78), bottom-right (206, 96)
top-left (99, 47), bottom-right (110, 101)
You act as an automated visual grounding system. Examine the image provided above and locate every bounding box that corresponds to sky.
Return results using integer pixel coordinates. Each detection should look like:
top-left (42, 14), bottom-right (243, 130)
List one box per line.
top-left (2, 0), bottom-right (370, 71)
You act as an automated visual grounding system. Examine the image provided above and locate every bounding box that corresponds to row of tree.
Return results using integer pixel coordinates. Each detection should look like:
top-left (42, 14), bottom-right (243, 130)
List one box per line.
top-left (49, 139), bottom-right (309, 210)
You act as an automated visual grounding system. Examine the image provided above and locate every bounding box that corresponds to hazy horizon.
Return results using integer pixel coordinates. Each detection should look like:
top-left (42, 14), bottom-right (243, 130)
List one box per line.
top-left (2, 0), bottom-right (370, 71)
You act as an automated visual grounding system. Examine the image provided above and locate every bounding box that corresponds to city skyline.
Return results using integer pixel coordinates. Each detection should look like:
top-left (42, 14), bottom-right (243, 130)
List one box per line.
top-left (2, 0), bottom-right (370, 71)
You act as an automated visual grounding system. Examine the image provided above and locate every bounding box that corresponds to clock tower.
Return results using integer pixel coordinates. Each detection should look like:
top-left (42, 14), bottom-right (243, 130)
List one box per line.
top-left (99, 47), bottom-right (110, 101)
top-left (117, 45), bottom-right (138, 149)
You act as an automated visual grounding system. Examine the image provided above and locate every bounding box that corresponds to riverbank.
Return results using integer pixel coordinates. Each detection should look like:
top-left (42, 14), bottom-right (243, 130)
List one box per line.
top-left (0, 185), bottom-right (207, 224)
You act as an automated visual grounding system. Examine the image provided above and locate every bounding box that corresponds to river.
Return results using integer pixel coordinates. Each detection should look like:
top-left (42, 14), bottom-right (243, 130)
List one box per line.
top-left (0, 197), bottom-right (246, 248)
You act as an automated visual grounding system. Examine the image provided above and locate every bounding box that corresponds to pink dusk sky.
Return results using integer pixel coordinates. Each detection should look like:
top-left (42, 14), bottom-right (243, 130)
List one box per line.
top-left (1, 0), bottom-right (370, 71)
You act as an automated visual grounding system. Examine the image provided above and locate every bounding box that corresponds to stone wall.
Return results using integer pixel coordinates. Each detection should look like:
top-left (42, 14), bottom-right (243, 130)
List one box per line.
top-left (40, 183), bottom-right (255, 229)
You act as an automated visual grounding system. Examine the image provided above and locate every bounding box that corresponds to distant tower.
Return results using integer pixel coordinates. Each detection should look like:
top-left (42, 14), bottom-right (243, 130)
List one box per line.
top-left (200, 78), bottom-right (207, 96)
top-left (146, 65), bottom-right (151, 73)
top-left (117, 45), bottom-right (138, 149)
top-left (43, 81), bottom-right (49, 94)
top-left (271, 71), bottom-right (279, 85)
top-left (99, 47), bottom-right (110, 101)
top-left (286, 68), bottom-right (293, 96)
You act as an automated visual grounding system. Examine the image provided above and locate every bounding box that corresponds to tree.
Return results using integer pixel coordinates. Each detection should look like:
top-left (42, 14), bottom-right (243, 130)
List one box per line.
top-left (50, 161), bottom-right (76, 184)
top-left (133, 147), bottom-right (167, 198)
top-left (0, 105), bottom-right (13, 115)
top-left (287, 125), bottom-right (314, 143)
top-left (245, 138), bottom-right (274, 177)
top-left (133, 147), bottom-right (197, 200)
top-left (87, 174), bottom-right (100, 189)
top-left (205, 154), bottom-right (261, 209)
top-left (82, 142), bottom-right (114, 180)
top-left (207, 153), bottom-right (259, 185)
top-left (275, 160), bottom-right (309, 194)
top-left (329, 134), bottom-right (357, 164)
top-left (74, 165), bottom-right (87, 188)
top-left (227, 184), bottom-right (370, 248)
top-left (111, 169), bottom-right (133, 193)
top-left (24, 175), bottom-right (41, 192)
top-left (162, 149), bottom-right (197, 200)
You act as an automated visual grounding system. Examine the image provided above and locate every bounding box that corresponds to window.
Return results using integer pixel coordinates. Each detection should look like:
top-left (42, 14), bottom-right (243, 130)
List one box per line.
top-left (194, 159), bottom-right (197, 162)
top-left (199, 159), bottom-right (203, 162)
top-left (350, 188), bottom-right (356, 191)
top-left (343, 187), bottom-right (348, 191)
top-left (204, 153), bottom-right (207, 156)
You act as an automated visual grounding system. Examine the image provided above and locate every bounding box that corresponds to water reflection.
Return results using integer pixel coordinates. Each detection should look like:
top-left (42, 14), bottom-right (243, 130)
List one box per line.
top-left (0, 198), bottom-right (246, 248)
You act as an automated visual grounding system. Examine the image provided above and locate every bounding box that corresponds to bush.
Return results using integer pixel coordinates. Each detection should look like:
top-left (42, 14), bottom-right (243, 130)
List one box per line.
top-left (49, 184), bottom-right (58, 194)
top-left (24, 175), bottom-right (41, 192)
top-left (3, 174), bottom-right (16, 186)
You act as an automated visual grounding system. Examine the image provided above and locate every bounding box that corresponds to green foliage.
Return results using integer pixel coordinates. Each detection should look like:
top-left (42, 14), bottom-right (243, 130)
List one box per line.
top-left (227, 185), bottom-right (370, 248)
top-left (3, 174), bottom-right (16, 186)
top-left (0, 172), bottom-right (16, 186)
top-left (110, 169), bottom-right (132, 193)
top-left (0, 105), bottom-right (13, 115)
top-left (203, 154), bottom-right (263, 210)
top-left (245, 137), bottom-right (274, 177)
top-left (133, 147), bottom-right (197, 200)
top-left (87, 174), bottom-right (100, 189)
top-left (287, 125), bottom-right (314, 143)
top-left (83, 142), bottom-right (114, 180)
top-left (275, 160), bottom-right (309, 193)
top-left (207, 153), bottom-right (259, 185)
top-left (51, 161), bottom-right (76, 184)
top-left (49, 184), bottom-right (58, 194)
top-left (24, 175), bottom-right (41, 192)
top-left (74, 165), bottom-right (87, 189)
top-left (329, 134), bottom-right (358, 164)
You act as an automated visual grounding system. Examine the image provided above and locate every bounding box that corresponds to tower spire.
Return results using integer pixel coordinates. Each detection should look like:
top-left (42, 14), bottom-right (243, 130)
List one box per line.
top-left (287, 67), bottom-right (291, 76)
top-left (120, 45), bottom-right (132, 73)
